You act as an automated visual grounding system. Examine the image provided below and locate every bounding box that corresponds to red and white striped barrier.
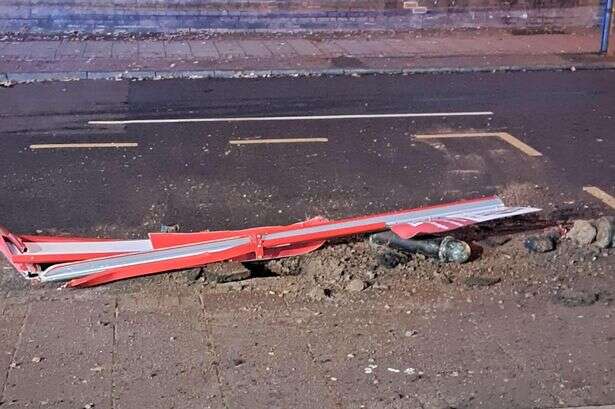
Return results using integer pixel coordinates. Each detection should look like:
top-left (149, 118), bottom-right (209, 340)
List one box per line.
top-left (0, 196), bottom-right (539, 287)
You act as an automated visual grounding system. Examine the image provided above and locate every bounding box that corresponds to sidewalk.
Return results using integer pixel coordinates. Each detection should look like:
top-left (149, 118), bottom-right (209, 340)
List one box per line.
top-left (1, 235), bottom-right (614, 408)
top-left (2, 29), bottom-right (614, 82)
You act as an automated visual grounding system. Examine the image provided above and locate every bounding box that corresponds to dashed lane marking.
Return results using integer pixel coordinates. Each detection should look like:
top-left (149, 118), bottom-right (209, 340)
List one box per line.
top-left (30, 142), bottom-right (139, 150)
top-left (229, 138), bottom-right (328, 145)
top-left (88, 111), bottom-right (494, 125)
top-left (583, 186), bottom-right (615, 209)
top-left (414, 132), bottom-right (542, 157)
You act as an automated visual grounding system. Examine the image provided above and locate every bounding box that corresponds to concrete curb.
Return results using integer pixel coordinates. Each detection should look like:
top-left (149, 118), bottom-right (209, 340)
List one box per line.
top-left (2, 62), bottom-right (615, 83)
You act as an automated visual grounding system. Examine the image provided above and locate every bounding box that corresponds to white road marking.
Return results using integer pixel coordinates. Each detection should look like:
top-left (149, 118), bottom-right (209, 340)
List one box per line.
top-left (88, 111), bottom-right (494, 125)
top-left (229, 138), bottom-right (328, 145)
top-left (30, 142), bottom-right (138, 150)
top-left (415, 132), bottom-right (542, 157)
top-left (583, 186), bottom-right (615, 209)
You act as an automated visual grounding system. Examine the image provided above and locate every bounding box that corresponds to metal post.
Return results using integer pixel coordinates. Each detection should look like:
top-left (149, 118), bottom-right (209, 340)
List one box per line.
top-left (600, 0), bottom-right (614, 53)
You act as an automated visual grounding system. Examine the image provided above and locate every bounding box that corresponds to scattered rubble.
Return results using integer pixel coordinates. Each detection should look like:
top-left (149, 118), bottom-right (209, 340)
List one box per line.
top-left (263, 257), bottom-right (302, 276)
top-left (375, 251), bottom-right (406, 269)
top-left (204, 262), bottom-right (251, 284)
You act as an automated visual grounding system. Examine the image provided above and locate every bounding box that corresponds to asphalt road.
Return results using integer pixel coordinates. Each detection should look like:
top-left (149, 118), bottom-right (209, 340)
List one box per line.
top-left (1, 70), bottom-right (613, 235)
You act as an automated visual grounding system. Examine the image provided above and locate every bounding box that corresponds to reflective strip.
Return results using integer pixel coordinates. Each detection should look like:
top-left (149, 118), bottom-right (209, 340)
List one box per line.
top-left (26, 240), bottom-right (152, 255)
top-left (264, 197), bottom-right (505, 241)
top-left (40, 237), bottom-right (250, 282)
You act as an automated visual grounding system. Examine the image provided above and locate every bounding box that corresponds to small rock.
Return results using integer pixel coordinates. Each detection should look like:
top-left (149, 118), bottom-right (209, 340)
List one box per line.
top-left (552, 289), bottom-right (602, 307)
top-left (594, 216), bottom-right (614, 249)
top-left (524, 235), bottom-right (555, 253)
top-left (376, 251), bottom-right (401, 269)
top-left (404, 330), bottom-right (418, 337)
top-left (372, 282), bottom-right (390, 290)
top-left (346, 279), bottom-right (366, 292)
top-left (160, 223), bottom-right (180, 233)
top-left (403, 367), bottom-right (422, 381)
top-left (184, 267), bottom-right (203, 282)
top-left (463, 276), bottom-right (501, 288)
top-left (567, 220), bottom-right (597, 246)
top-left (365, 270), bottom-right (377, 280)
top-left (31, 357), bottom-right (43, 363)
top-left (307, 286), bottom-right (330, 301)
top-left (84, 403), bottom-right (95, 409)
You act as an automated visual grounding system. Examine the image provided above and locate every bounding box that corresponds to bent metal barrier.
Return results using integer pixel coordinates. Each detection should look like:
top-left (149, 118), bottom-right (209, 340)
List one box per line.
top-left (0, 196), bottom-right (540, 288)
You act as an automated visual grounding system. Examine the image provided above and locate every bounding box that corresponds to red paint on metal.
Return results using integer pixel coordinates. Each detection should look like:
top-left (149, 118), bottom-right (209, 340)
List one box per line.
top-left (148, 217), bottom-right (328, 249)
top-left (11, 252), bottom-right (131, 264)
top-left (262, 222), bottom-right (387, 247)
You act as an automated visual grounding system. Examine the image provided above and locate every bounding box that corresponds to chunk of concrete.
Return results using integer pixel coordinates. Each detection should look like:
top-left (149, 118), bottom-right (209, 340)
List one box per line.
top-left (594, 216), bottom-right (614, 248)
top-left (567, 220), bottom-right (597, 246)
top-left (346, 278), bottom-right (367, 292)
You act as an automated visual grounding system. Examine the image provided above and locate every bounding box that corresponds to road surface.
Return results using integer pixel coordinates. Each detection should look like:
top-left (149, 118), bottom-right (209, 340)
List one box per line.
top-left (1, 70), bottom-right (613, 235)
top-left (0, 71), bottom-right (614, 409)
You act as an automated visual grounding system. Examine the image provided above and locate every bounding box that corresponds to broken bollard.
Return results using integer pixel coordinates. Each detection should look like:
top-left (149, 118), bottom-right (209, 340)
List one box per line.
top-left (370, 232), bottom-right (471, 263)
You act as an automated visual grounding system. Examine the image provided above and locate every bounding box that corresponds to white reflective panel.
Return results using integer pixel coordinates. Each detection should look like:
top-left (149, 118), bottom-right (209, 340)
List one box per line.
top-left (264, 198), bottom-right (507, 241)
top-left (26, 240), bottom-right (153, 255)
top-left (40, 237), bottom-right (250, 282)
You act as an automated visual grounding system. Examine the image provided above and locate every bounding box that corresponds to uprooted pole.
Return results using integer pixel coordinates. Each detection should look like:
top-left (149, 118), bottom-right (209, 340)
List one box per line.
top-left (370, 231), bottom-right (471, 263)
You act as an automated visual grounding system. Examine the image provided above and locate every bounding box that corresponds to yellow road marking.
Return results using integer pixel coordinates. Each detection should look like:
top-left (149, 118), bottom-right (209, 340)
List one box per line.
top-left (229, 138), bottom-right (328, 145)
top-left (30, 142), bottom-right (138, 149)
top-left (414, 132), bottom-right (542, 157)
top-left (583, 186), bottom-right (615, 209)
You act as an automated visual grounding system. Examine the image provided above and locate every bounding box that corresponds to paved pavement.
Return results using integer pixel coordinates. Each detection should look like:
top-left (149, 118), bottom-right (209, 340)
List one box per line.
top-left (0, 70), bottom-right (614, 408)
top-left (1, 29), bottom-right (613, 81)
top-left (0, 251), bottom-right (614, 409)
